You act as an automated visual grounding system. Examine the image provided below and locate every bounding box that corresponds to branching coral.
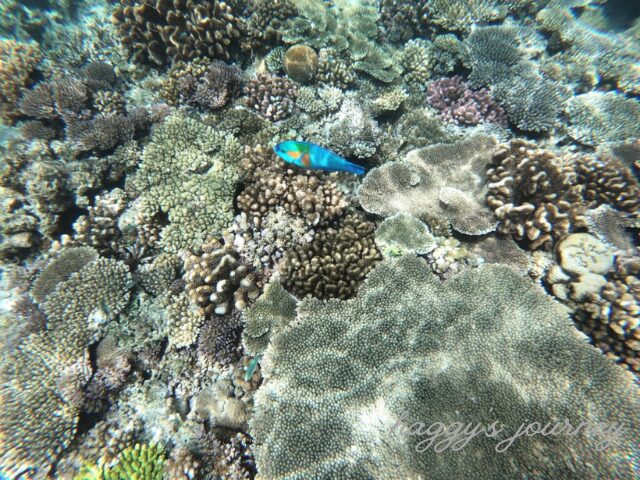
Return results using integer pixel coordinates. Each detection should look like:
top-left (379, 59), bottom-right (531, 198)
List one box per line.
top-left (244, 74), bottom-right (298, 121)
top-left (248, 255), bottom-right (640, 479)
top-left (0, 39), bottom-right (41, 123)
top-left (112, 0), bottom-right (245, 66)
top-left (486, 139), bottom-right (587, 250)
top-left (243, 0), bottom-right (297, 51)
top-left (183, 238), bottom-right (260, 316)
top-left (426, 76), bottom-right (506, 126)
top-left (278, 212), bottom-right (382, 301)
top-left (236, 144), bottom-right (346, 229)
top-left (324, 99), bottom-right (381, 159)
top-left (378, 0), bottom-right (429, 43)
top-left (128, 114), bottom-right (241, 253)
top-left (359, 135), bottom-right (498, 236)
top-left (422, 0), bottom-right (536, 32)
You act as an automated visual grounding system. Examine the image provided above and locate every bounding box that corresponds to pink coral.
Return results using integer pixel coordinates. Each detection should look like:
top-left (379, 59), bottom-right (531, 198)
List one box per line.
top-left (427, 75), bottom-right (507, 126)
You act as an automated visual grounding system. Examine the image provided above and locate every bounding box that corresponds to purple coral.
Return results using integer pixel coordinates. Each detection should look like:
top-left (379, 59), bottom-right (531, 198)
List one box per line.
top-left (427, 76), bottom-right (507, 126)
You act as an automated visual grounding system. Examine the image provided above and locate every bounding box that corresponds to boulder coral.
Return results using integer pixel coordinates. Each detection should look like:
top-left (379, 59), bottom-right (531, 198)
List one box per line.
top-left (247, 255), bottom-right (640, 479)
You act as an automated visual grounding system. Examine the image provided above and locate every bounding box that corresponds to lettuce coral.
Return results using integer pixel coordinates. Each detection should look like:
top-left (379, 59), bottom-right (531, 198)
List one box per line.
top-left (248, 255), bottom-right (640, 479)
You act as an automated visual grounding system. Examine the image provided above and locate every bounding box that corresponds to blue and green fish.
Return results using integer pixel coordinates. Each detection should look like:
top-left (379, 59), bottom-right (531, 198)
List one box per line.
top-left (273, 140), bottom-right (365, 175)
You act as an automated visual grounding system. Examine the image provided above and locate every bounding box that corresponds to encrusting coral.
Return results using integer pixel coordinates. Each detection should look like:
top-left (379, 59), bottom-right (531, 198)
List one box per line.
top-left (486, 139), bottom-right (587, 250)
top-left (248, 255), bottom-right (640, 479)
top-left (359, 135), bottom-right (498, 236)
top-left (112, 0), bottom-right (244, 66)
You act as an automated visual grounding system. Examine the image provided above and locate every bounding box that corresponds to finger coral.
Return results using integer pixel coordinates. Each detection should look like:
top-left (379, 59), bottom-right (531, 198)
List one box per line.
top-left (248, 255), bottom-right (640, 479)
top-left (112, 0), bottom-right (244, 66)
top-left (359, 135), bottom-right (498, 236)
top-left (486, 139), bottom-right (587, 250)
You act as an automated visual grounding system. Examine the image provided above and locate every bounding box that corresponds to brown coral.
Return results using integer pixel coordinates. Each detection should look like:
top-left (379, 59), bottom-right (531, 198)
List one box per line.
top-left (243, 0), bottom-right (296, 51)
top-left (279, 212), bottom-right (382, 300)
top-left (0, 39), bottom-right (41, 123)
top-left (576, 152), bottom-right (640, 217)
top-left (236, 145), bottom-right (346, 228)
top-left (183, 238), bottom-right (260, 316)
top-left (112, 0), bottom-right (244, 67)
top-left (284, 45), bottom-right (319, 84)
top-left (486, 140), bottom-right (587, 250)
top-left (244, 73), bottom-right (297, 121)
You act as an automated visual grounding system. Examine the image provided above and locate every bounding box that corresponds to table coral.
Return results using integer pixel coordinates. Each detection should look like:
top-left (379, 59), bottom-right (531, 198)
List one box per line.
top-left (486, 139), bottom-right (587, 250)
top-left (128, 114), bottom-right (241, 253)
top-left (359, 135), bottom-right (498, 236)
top-left (112, 0), bottom-right (244, 66)
top-left (248, 255), bottom-right (640, 479)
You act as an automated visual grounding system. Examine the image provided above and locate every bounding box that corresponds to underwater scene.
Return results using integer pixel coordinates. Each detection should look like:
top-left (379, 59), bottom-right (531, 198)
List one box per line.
top-left (0, 0), bottom-right (639, 478)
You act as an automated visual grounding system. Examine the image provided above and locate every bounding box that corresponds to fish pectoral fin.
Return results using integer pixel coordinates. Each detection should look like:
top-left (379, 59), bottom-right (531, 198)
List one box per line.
top-left (301, 153), bottom-right (311, 168)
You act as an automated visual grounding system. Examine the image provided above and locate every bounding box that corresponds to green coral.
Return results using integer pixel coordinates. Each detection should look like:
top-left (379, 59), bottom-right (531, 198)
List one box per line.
top-left (249, 255), bottom-right (640, 479)
top-left (76, 443), bottom-right (165, 480)
top-left (128, 114), bottom-right (241, 253)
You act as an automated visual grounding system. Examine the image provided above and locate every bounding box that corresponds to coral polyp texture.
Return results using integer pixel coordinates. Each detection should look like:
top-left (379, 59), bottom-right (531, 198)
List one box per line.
top-left (359, 135), bottom-right (498, 236)
top-left (0, 39), bottom-right (41, 123)
top-left (244, 74), bottom-right (298, 121)
top-left (248, 255), bottom-right (640, 479)
top-left (486, 139), bottom-right (587, 250)
top-left (112, 0), bottom-right (244, 66)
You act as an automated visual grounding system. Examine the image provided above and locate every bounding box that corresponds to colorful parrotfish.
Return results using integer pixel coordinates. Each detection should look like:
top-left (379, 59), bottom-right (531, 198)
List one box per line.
top-left (273, 140), bottom-right (365, 175)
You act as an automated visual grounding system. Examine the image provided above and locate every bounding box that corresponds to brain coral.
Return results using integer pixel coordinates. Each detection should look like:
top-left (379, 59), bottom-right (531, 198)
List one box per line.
top-left (248, 255), bottom-right (640, 479)
top-left (112, 0), bottom-right (244, 66)
top-left (128, 114), bottom-right (241, 253)
top-left (358, 135), bottom-right (498, 235)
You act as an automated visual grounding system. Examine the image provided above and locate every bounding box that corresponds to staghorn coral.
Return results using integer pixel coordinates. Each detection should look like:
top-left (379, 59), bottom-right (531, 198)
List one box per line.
top-left (426, 76), bottom-right (506, 126)
top-left (565, 91), bottom-right (640, 146)
top-left (244, 74), bottom-right (297, 121)
top-left (0, 39), bottom-right (41, 123)
top-left (183, 238), bottom-right (260, 316)
top-left (283, 45), bottom-right (318, 84)
top-left (128, 114), bottom-right (241, 253)
top-left (236, 144), bottom-right (346, 228)
top-left (486, 139), bottom-right (587, 250)
top-left (249, 255), bottom-right (640, 479)
top-left (112, 0), bottom-right (244, 67)
top-left (575, 153), bottom-right (640, 216)
top-left (279, 212), bottom-right (382, 301)
top-left (359, 135), bottom-right (498, 236)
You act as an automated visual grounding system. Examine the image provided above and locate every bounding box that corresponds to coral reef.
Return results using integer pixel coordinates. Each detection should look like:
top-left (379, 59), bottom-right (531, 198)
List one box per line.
top-left (359, 135), bottom-right (498, 235)
top-left (323, 99), bottom-right (381, 159)
top-left (244, 74), bottom-right (298, 121)
top-left (0, 39), bottom-right (41, 123)
top-left (128, 114), bottom-right (241, 253)
top-left (183, 238), bottom-right (260, 316)
top-left (278, 212), bottom-right (382, 301)
top-left (566, 91), bottom-right (640, 146)
top-left (486, 139), bottom-right (587, 250)
top-left (249, 255), bottom-right (640, 479)
top-left (283, 45), bottom-right (319, 84)
top-left (374, 213), bottom-right (436, 257)
top-left (426, 76), bottom-right (507, 126)
top-left (236, 144), bottom-right (346, 228)
top-left (378, 0), bottom-right (429, 43)
top-left (112, 0), bottom-right (244, 66)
